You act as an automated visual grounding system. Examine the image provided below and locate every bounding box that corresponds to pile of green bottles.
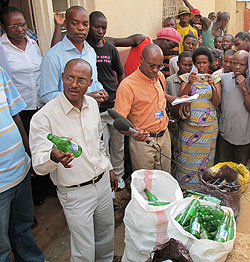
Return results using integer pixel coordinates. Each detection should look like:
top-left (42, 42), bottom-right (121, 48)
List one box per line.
top-left (175, 199), bottom-right (234, 242)
top-left (144, 189), bottom-right (170, 206)
top-left (186, 190), bottom-right (222, 205)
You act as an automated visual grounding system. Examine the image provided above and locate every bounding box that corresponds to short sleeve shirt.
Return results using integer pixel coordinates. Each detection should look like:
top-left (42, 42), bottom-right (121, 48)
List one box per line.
top-left (219, 72), bottom-right (250, 145)
top-left (0, 67), bottom-right (30, 193)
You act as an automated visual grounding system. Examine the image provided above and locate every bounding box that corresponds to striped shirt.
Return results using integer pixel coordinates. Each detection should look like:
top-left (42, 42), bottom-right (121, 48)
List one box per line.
top-left (0, 67), bottom-right (30, 193)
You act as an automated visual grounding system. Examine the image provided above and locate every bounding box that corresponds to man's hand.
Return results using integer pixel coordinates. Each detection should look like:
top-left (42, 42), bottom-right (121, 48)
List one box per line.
top-left (87, 90), bottom-right (109, 104)
top-left (101, 89), bottom-right (109, 102)
top-left (236, 75), bottom-right (248, 93)
top-left (54, 11), bottom-right (65, 26)
top-left (50, 146), bottom-right (74, 168)
top-left (179, 102), bottom-right (191, 120)
top-left (132, 128), bottom-right (150, 142)
top-left (188, 72), bottom-right (198, 84)
top-left (110, 170), bottom-right (118, 192)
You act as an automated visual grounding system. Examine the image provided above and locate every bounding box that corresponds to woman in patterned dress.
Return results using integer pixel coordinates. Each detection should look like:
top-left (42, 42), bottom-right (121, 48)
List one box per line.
top-left (176, 47), bottom-right (221, 189)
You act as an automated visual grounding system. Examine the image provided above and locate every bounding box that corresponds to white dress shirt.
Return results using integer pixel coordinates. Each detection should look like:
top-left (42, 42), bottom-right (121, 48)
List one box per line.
top-left (29, 93), bottom-right (112, 187)
top-left (0, 33), bottom-right (42, 109)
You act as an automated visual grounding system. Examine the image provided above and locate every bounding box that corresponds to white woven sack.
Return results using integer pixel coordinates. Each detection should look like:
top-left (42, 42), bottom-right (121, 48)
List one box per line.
top-left (167, 198), bottom-right (236, 262)
top-left (122, 169), bottom-right (183, 262)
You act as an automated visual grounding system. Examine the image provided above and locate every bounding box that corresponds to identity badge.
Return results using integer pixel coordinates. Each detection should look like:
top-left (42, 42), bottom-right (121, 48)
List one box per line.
top-left (155, 111), bottom-right (164, 119)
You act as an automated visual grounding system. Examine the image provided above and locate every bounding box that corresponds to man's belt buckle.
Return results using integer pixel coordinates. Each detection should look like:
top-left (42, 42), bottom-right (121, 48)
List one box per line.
top-left (92, 176), bottom-right (99, 184)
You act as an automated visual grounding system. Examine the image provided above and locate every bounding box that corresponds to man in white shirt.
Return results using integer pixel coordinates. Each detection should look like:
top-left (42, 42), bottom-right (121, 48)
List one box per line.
top-left (29, 58), bottom-right (116, 262)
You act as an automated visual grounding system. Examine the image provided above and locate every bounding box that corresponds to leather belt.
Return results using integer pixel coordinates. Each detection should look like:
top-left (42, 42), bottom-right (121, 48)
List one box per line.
top-left (149, 129), bottom-right (166, 138)
top-left (66, 172), bottom-right (104, 188)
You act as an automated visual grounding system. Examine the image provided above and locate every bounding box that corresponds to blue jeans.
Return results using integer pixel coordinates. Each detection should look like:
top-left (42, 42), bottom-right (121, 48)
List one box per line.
top-left (0, 175), bottom-right (44, 262)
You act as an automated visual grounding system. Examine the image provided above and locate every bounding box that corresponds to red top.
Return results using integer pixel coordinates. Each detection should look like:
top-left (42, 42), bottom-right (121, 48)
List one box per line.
top-left (124, 37), bottom-right (152, 76)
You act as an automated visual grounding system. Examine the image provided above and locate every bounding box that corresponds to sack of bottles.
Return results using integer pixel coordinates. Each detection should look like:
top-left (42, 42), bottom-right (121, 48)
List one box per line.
top-left (123, 169), bottom-right (183, 262)
top-left (197, 166), bottom-right (242, 217)
top-left (167, 198), bottom-right (235, 262)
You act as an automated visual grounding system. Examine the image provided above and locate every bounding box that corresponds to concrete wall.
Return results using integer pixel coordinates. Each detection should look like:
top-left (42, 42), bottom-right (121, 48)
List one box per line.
top-left (186, 0), bottom-right (216, 17)
top-left (91, 0), bottom-right (163, 39)
top-left (29, 0), bottom-right (245, 55)
top-left (215, 0), bottom-right (237, 35)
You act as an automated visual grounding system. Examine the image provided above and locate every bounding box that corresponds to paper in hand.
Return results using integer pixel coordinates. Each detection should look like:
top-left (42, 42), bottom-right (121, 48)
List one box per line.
top-left (171, 93), bottom-right (199, 106)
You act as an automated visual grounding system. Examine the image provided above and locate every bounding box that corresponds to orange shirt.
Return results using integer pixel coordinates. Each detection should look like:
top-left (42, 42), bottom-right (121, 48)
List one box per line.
top-left (115, 67), bottom-right (168, 133)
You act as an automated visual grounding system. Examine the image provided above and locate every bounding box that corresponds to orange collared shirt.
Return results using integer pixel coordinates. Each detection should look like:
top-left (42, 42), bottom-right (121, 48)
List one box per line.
top-left (115, 67), bottom-right (169, 133)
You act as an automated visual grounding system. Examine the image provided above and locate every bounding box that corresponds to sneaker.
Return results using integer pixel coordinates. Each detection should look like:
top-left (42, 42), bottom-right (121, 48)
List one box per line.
top-left (117, 177), bottom-right (125, 191)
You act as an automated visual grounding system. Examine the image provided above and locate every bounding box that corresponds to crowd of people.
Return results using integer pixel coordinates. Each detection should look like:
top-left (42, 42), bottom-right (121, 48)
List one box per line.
top-left (0, 0), bottom-right (250, 261)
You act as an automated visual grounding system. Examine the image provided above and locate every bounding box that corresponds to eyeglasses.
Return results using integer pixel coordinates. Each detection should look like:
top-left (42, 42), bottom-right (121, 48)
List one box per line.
top-left (5, 22), bottom-right (27, 30)
top-left (143, 56), bottom-right (164, 70)
top-left (64, 75), bottom-right (89, 87)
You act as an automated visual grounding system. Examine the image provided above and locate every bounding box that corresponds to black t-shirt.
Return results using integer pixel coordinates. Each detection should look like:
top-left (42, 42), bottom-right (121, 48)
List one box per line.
top-left (91, 41), bottom-right (124, 112)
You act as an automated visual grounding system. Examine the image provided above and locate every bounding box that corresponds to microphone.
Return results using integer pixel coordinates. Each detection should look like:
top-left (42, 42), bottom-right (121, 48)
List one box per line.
top-left (113, 117), bottom-right (173, 165)
top-left (113, 118), bottom-right (138, 134)
top-left (107, 108), bottom-right (134, 128)
top-left (113, 118), bottom-right (154, 146)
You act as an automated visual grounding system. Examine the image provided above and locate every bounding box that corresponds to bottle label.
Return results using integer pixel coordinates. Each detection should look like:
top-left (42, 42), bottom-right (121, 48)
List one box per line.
top-left (191, 221), bottom-right (201, 232)
top-left (218, 228), bottom-right (228, 241)
top-left (70, 141), bottom-right (78, 153)
top-left (191, 195), bottom-right (200, 199)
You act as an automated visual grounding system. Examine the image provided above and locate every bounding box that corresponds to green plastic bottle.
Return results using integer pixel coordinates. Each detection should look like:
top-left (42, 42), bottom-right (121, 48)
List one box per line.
top-left (186, 190), bottom-right (221, 204)
top-left (203, 195), bottom-right (221, 204)
top-left (203, 214), bottom-right (215, 222)
top-left (47, 134), bottom-right (82, 157)
top-left (200, 224), bottom-right (210, 239)
top-left (199, 205), bottom-right (212, 215)
top-left (206, 220), bottom-right (220, 232)
top-left (227, 216), bottom-right (235, 241)
top-left (175, 213), bottom-right (184, 223)
top-left (144, 189), bottom-right (169, 206)
top-left (214, 214), bottom-right (229, 243)
top-left (144, 189), bottom-right (158, 201)
top-left (148, 201), bottom-right (170, 206)
top-left (180, 199), bottom-right (200, 226)
top-left (186, 190), bottom-right (205, 197)
top-left (211, 208), bottom-right (225, 220)
top-left (190, 211), bottom-right (201, 239)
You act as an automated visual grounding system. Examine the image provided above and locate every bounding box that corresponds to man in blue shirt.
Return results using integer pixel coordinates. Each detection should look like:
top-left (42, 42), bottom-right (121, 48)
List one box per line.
top-left (39, 6), bottom-right (107, 105)
top-left (0, 67), bottom-right (43, 261)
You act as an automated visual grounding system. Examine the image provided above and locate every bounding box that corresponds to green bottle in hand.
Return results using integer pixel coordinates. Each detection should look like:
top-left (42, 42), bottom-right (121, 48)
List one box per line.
top-left (47, 134), bottom-right (82, 158)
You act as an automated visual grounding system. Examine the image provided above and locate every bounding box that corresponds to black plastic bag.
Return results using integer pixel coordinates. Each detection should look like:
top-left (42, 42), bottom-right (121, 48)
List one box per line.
top-left (146, 238), bottom-right (193, 262)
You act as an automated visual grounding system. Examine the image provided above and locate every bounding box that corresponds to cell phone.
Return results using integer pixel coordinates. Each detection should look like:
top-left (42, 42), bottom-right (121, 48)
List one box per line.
top-left (197, 74), bottom-right (207, 82)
